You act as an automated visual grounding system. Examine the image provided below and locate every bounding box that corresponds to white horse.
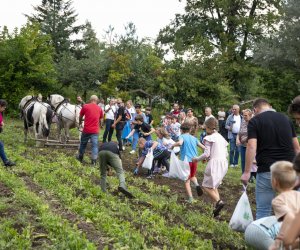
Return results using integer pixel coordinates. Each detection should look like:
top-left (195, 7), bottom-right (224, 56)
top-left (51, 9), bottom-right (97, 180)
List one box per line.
top-left (19, 95), bottom-right (53, 142)
top-left (47, 94), bottom-right (82, 142)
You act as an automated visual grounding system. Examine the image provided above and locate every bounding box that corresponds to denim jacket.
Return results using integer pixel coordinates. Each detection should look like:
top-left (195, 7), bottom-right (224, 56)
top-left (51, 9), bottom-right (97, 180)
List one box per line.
top-left (225, 114), bottom-right (243, 140)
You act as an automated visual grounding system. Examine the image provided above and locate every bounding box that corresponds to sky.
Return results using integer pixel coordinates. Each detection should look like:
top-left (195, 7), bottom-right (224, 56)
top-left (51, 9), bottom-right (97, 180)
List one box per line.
top-left (0, 0), bottom-right (186, 41)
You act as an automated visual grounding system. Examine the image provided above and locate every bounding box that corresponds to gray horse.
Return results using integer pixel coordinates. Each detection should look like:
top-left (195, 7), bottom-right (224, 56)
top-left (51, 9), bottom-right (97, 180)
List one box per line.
top-left (47, 94), bottom-right (82, 143)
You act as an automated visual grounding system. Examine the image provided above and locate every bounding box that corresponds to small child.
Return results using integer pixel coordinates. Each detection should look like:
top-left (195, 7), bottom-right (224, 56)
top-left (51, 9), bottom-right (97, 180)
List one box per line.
top-left (145, 107), bottom-right (154, 126)
top-left (155, 127), bottom-right (180, 176)
top-left (156, 127), bottom-right (180, 155)
top-left (170, 115), bottom-right (181, 141)
top-left (245, 161), bottom-right (300, 250)
top-left (171, 122), bottom-right (205, 203)
top-left (126, 114), bottom-right (155, 143)
top-left (134, 138), bottom-right (170, 178)
top-left (193, 117), bottom-right (228, 217)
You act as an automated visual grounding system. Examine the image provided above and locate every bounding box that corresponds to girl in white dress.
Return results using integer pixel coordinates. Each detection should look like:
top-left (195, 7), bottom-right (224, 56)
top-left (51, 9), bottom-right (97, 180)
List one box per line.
top-left (193, 117), bottom-right (229, 217)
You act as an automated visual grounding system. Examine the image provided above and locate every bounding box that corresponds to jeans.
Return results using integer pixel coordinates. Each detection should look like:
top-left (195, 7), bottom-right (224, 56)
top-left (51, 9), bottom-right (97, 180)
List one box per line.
top-left (79, 133), bottom-right (99, 160)
top-left (229, 134), bottom-right (239, 165)
top-left (99, 151), bottom-right (126, 192)
top-left (0, 141), bottom-right (8, 163)
top-left (256, 172), bottom-right (276, 219)
top-left (240, 146), bottom-right (246, 173)
top-left (132, 131), bottom-right (139, 150)
top-left (102, 119), bottom-right (114, 142)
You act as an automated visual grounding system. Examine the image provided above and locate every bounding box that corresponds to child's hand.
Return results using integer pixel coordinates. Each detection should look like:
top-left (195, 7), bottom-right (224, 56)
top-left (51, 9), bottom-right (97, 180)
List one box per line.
top-left (192, 157), bottom-right (199, 162)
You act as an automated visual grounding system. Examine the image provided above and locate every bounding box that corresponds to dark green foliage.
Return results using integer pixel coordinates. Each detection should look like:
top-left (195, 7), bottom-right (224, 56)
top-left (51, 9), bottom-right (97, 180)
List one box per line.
top-left (26, 0), bottom-right (85, 60)
top-left (0, 24), bottom-right (56, 112)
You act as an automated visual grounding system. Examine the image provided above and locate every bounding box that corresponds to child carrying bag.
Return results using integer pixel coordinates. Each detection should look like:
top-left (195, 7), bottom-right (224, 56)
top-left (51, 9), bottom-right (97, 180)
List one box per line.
top-left (142, 148), bottom-right (154, 170)
top-left (169, 151), bottom-right (190, 181)
top-left (229, 185), bottom-right (253, 232)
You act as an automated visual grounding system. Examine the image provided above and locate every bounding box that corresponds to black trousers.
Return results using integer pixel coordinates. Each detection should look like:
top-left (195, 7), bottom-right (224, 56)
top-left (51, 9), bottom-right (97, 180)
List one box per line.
top-left (103, 119), bottom-right (114, 142)
top-left (115, 122), bottom-right (125, 151)
top-left (152, 150), bottom-right (170, 172)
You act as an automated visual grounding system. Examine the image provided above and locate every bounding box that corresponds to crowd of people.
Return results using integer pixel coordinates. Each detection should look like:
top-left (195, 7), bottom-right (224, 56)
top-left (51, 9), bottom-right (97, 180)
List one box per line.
top-left (2, 94), bottom-right (300, 248)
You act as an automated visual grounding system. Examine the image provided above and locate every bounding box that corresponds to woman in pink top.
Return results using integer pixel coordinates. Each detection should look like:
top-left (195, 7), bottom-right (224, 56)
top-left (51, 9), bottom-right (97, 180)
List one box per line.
top-left (0, 100), bottom-right (16, 167)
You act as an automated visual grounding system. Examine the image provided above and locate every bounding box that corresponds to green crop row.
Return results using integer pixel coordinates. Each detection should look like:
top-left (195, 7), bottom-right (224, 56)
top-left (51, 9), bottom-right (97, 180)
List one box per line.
top-left (14, 149), bottom-right (214, 249)
top-left (0, 168), bottom-right (97, 249)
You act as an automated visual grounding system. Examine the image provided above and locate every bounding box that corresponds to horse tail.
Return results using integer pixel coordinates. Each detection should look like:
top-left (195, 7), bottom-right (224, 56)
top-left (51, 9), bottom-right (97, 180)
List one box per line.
top-left (40, 108), bottom-right (50, 137)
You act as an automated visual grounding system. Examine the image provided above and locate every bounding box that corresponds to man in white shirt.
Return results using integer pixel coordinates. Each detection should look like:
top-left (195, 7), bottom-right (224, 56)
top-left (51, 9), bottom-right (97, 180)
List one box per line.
top-left (200, 107), bottom-right (215, 143)
top-left (102, 98), bottom-right (116, 143)
top-left (225, 104), bottom-right (242, 167)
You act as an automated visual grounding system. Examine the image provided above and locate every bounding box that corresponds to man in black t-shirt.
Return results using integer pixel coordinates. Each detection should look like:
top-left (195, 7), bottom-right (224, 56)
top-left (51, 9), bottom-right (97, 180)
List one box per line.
top-left (112, 99), bottom-right (126, 151)
top-left (99, 142), bottom-right (133, 198)
top-left (241, 98), bottom-right (300, 219)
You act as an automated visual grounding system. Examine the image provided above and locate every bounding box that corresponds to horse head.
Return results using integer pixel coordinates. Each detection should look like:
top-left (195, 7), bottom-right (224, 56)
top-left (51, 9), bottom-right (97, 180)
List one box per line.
top-left (47, 94), bottom-right (65, 109)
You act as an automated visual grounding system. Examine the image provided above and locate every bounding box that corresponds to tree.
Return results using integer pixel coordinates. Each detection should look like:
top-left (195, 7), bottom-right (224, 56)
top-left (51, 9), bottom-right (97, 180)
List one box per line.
top-left (0, 23), bottom-right (56, 110)
top-left (26, 0), bottom-right (84, 60)
top-left (157, 0), bottom-right (282, 99)
top-left (56, 21), bottom-right (106, 100)
top-left (253, 0), bottom-right (300, 111)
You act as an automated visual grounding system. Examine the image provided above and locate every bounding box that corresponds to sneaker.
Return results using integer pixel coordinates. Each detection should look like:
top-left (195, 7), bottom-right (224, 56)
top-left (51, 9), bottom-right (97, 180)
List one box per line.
top-left (230, 164), bottom-right (234, 168)
top-left (146, 174), bottom-right (154, 179)
top-left (122, 146), bottom-right (126, 151)
top-left (129, 150), bottom-right (135, 154)
top-left (133, 168), bottom-right (139, 175)
top-left (234, 165), bottom-right (239, 168)
top-left (91, 159), bottom-right (97, 166)
top-left (118, 187), bottom-right (134, 199)
top-left (196, 185), bottom-right (203, 196)
top-left (4, 160), bottom-right (16, 167)
top-left (213, 200), bottom-right (225, 217)
top-left (162, 172), bottom-right (170, 177)
top-left (161, 166), bottom-right (167, 172)
top-left (153, 167), bottom-right (160, 174)
top-left (76, 155), bottom-right (83, 163)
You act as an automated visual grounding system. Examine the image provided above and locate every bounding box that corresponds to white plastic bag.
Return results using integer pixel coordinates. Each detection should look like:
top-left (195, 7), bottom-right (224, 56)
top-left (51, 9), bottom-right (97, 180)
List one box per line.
top-left (229, 188), bottom-right (253, 232)
top-left (169, 151), bottom-right (190, 181)
top-left (142, 149), bottom-right (154, 170)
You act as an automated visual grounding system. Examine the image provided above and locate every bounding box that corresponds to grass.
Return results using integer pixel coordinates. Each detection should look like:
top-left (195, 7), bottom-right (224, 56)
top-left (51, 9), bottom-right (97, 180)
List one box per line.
top-left (0, 118), bottom-right (253, 249)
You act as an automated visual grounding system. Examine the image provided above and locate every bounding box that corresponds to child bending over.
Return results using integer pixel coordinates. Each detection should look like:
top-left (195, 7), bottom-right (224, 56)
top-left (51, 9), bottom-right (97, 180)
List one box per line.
top-left (193, 117), bottom-right (229, 217)
top-left (134, 138), bottom-right (169, 178)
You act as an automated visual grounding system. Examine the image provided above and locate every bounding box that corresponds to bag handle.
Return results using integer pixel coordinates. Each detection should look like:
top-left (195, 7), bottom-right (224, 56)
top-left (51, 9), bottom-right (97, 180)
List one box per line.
top-left (242, 184), bottom-right (248, 191)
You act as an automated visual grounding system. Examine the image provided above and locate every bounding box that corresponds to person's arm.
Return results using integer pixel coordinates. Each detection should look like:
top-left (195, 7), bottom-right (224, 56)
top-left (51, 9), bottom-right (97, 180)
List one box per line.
top-left (241, 138), bottom-right (257, 185)
top-left (126, 129), bottom-right (135, 139)
top-left (193, 141), bottom-right (211, 162)
top-left (79, 114), bottom-right (84, 126)
top-left (282, 212), bottom-right (300, 247)
top-left (105, 105), bottom-right (111, 113)
top-left (112, 114), bottom-right (122, 128)
top-left (171, 139), bottom-right (183, 148)
top-left (292, 137), bottom-right (300, 154)
top-left (150, 141), bottom-right (158, 151)
top-left (143, 127), bottom-right (155, 137)
top-left (225, 115), bottom-right (231, 130)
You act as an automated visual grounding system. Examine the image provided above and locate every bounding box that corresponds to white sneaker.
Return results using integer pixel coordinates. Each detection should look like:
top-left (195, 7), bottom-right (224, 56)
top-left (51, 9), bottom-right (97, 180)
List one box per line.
top-left (122, 146), bottom-right (126, 151)
top-left (230, 164), bottom-right (235, 168)
top-left (234, 165), bottom-right (239, 168)
top-left (162, 172), bottom-right (169, 177)
top-left (129, 150), bottom-right (136, 154)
